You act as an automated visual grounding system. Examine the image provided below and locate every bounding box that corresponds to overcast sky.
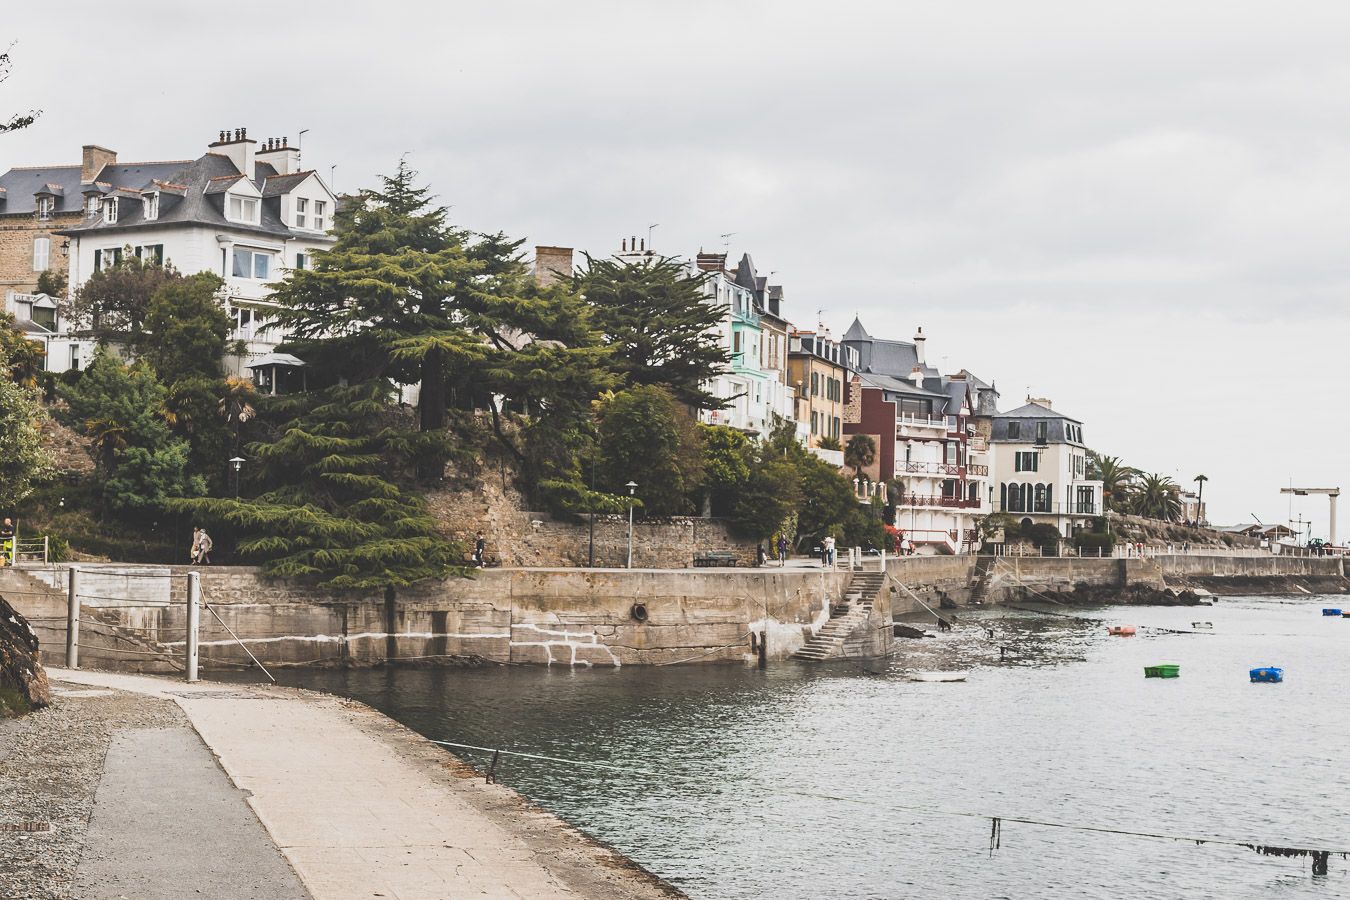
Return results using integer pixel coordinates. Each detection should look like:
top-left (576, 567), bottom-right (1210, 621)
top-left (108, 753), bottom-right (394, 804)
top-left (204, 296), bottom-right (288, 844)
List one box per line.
top-left (5, 1), bottom-right (1347, 534)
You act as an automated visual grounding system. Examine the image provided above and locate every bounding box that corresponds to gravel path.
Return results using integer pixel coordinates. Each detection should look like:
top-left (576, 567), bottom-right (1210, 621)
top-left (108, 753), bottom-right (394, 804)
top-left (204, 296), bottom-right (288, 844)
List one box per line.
top-left (0, 685), bottom-right (185, 899)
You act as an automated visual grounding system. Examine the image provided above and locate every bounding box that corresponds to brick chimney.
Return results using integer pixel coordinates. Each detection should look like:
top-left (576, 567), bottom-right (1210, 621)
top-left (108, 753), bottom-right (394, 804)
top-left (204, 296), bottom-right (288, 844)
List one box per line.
top-left (208, 127), bottom-right (257, 180)
top-left (534, 246), bottom-right (574, 287)
top-left (1028, 396), bottom-right (1053, 408)
top-left (81, 145), bottom-right (116, 183)
top-left (695, 252), bottom-right (727, 272)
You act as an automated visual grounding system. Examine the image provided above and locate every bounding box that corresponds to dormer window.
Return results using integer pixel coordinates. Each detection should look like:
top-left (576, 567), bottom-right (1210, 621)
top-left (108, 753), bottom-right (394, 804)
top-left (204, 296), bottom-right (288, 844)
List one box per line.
top-left (36, 196), bottom-right (54, 220)
top-left (143, 192), bottom-right (159, 221)
top-left (87, 196), bottom-right (99, 214)
top-left (102, 198), bottom-right (118, 224)
top-left (295, 197), bottom-right (307, 229)
top-left (313, 200), bottom-right (326, 231)
top-left (228, 194), bottom-right (260, 224)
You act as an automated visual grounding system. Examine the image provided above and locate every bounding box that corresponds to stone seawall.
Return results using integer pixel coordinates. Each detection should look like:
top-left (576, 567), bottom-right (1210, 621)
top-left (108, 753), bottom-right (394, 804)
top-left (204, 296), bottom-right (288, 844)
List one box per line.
top-left (11, 564), bottom-right (857, 671)
top-left (883, 556), bottom-right (978, 612)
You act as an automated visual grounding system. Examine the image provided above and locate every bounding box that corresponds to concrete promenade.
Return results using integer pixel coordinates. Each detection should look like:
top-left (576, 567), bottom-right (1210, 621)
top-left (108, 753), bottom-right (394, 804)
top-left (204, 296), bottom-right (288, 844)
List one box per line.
top-left (48, 668), bottom-right (681, 900)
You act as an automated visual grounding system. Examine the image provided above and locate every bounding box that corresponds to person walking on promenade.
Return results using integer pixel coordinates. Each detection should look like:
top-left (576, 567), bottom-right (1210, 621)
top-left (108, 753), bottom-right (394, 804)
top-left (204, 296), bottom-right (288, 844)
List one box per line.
top-left (777, 534), bottom-right (789, 567)
top-left (823, 534), bottom-right (836, 568)
top-left (472, 531), bottom-right (486, 568)
top-left (191, 527), bottom-right (213, 565)
top-left (0, 517), bottom-right (12, 566)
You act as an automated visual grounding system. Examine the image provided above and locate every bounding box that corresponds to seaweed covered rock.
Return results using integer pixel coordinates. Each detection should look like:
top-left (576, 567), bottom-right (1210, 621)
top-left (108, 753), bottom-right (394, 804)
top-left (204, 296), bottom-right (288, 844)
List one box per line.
top-left (0, 594), bottom-right (50, 715)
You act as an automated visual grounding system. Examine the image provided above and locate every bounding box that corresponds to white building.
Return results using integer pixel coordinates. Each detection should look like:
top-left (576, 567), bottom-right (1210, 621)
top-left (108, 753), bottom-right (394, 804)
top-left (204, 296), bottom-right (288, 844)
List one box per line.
top-left (56, 128), bottom-right (336, 380)
top-left (989, 398), bottom-right (1104, 539)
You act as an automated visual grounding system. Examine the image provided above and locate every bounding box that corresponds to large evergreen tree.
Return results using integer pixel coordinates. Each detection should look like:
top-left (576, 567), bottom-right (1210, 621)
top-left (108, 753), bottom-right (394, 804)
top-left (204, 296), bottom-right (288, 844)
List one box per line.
top-left (574, 254), bottom-right (729, 409)
top-left (596, 385), bottom-right (704, 516)
top-left (61, 352), bottom-right (203, 516)
top-left (179, 381), bottom-right (463, 588)
top-left (0, 336), bottom-right (50, 508)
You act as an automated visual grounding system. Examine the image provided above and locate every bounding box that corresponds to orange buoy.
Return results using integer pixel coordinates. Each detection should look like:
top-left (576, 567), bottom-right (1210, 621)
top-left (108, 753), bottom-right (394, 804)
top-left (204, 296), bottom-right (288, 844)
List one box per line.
top-left (1108, 625), bottom-right (1137, 636)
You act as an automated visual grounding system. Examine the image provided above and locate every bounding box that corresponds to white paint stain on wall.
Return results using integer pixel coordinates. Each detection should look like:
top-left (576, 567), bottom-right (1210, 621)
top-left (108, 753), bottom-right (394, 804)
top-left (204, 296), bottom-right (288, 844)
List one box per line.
top-left (509, 623), bottom-right (622, 667)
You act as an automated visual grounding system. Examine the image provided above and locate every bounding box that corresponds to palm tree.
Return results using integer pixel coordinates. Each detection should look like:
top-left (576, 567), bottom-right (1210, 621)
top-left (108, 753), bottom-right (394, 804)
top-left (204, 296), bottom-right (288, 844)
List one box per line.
top-left (1088, 452), bottom-right (1140, 512)
top-left (1192, 474), bottom-right (1208, 526)
top-left (85, 417), bottom-right (128, 471)
top-left (816, 435), bottom-right (842, 451)
top-left (844, 434), bottom-right (876, 477)
top-left (219, 376), bottom-right (257, 450)
top-left (1133, 473), bottom-right (1182, 521)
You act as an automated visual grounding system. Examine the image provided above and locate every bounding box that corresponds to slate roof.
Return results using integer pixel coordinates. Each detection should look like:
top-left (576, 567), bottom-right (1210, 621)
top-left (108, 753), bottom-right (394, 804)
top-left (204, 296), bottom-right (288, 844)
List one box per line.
top-left (842, 316), bottom-right (869, 341)
top-left (261, 170), bottom-right (315, 197)
top-left (856, 370), bottom-right (950, 402)
top-left (58, 152), bottom-right (320, 241)
top-left (0, 160), bottom-right (190, 215)
top-left (997, 401), bottom-right (1079, 422)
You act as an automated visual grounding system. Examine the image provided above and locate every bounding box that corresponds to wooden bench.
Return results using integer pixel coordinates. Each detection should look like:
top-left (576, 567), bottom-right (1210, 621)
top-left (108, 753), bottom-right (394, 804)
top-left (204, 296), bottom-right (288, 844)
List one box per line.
top-left (693, 551), bottom-right (739, 568)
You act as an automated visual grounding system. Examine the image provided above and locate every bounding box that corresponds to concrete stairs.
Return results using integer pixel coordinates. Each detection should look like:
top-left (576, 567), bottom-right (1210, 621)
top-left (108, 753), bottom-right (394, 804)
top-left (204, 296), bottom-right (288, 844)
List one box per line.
top-left (793, 570), bottom-right (887, 662)
top-left (968, 556), bottom-right (996, 605)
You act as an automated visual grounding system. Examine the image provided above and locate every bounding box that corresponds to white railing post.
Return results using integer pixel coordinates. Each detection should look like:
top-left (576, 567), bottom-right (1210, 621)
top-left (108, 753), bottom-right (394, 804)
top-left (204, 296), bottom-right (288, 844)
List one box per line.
top-left (65, 567), bottom-right (80, 668)
top-left (42, 535), bottom-right (48, 564)
top-left (186, 571), bottom-right (200, 683)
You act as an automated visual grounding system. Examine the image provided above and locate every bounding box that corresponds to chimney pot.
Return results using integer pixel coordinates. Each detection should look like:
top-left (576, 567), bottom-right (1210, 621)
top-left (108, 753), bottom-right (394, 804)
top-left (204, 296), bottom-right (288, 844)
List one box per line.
top-left (622, 238), bottom-right (627, 252)
top-left (219, 130), bottom-right (226, 142)
top-left (241, 127), bottom-right (247, 139)
top-left (640, 238), bottom-right (645, 251)
top-left (282, 136), bottom-right (288, 148)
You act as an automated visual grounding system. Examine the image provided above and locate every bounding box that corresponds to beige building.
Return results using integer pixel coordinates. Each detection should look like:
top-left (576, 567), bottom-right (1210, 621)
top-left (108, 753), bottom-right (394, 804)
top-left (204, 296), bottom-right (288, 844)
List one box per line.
top-left (788, 329), bottom-right (856, 464)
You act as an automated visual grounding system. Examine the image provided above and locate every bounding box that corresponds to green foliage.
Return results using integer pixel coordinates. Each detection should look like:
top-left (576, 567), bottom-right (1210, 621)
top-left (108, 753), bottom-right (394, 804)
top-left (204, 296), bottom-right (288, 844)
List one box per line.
top-left (729, 458), bottom-right (801, 541)
top-left (175, 381), bottom-right (464, 589)
top-left (596, 385), bottom-right (702, 516)
top-left (1132, 472), bottom-right (1182, 521)
top-left (1019, 522), bottom-right (1063, 551)
top-left (699, 424), bottom-right (753, 516)
top-left (844, 433), bottom-right (876, 476)
top-left (1087, 451), bottom-right (1139, 512)
top-left (574, 254), bottom-right (728, 408)
top-left (1073, 531), bottom-right (1116, 554)
top-left (0, 312), bottom-right (43, 388)
top-left (35, 268), bottom-right (66, 298)
top-left (795, 453), bottom-right (858, 549)
top-left (842, 498), bottom-right (887, 549)
top-left (816, 435), bottom-right (842, 451)
top-left (140, 274), bottom-right (229, 381)
top-left (60, 351), bottom-right (203, 515)
top-left (972, 511), bottom-right (1015, 543)
top-left (0, 356), bottom-right (49, 508)
top-left (66, 254), bottom-right (182, 339)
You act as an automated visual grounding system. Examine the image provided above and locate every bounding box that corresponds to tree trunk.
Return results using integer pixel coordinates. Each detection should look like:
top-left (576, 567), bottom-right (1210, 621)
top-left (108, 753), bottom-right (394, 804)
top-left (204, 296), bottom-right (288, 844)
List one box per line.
top-left (419, 345), bottom-right (447, 433)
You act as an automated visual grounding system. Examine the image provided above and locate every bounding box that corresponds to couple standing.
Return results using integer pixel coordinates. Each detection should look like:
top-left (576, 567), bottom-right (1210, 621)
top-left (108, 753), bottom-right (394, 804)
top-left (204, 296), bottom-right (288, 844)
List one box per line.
top-left (190, 527), bottom-right (213, 565)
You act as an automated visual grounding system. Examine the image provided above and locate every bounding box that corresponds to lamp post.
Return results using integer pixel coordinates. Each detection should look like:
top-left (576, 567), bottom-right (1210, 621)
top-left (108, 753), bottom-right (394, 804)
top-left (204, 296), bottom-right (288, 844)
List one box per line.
top-left (626, 481), bottom-right (638, 569)
top-left (230, 456), bottom-right (245, 497)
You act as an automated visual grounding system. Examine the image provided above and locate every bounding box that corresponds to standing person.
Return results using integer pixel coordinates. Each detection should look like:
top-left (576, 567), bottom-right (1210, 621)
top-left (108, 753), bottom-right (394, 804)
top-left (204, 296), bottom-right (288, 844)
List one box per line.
top-left (823, 534), bottom-right (836, 568)
top-left (756, 543), bottom-right (767, 567)
top-left (777, 534), bottom-right (789, 567)
top-left (472, 531), bottom-right (486, 568)
top-left (190, 527), bottom-right (202, 564)
top-left (0, 517), bottom-right (13, 566)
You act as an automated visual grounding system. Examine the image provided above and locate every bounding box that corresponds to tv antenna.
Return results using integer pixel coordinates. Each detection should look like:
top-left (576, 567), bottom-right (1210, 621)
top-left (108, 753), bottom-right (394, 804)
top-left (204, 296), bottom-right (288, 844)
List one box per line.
top-left (719, 232), bottom-right (736, 251)
top-left (647, 223), bottom-right (659, 250)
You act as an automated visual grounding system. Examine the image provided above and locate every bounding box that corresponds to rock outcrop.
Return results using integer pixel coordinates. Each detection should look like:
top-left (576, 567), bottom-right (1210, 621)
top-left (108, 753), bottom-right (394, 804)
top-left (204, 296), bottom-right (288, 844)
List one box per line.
top-left (1, 594), bottom-right (51, 715)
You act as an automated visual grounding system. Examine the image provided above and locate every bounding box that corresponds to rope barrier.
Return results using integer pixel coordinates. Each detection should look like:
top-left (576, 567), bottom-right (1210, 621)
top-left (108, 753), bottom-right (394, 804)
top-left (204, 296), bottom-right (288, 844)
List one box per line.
top-left (426, 738), bottom-right (1350, 867)
top-left (654, 631), bottom-right (754, 667)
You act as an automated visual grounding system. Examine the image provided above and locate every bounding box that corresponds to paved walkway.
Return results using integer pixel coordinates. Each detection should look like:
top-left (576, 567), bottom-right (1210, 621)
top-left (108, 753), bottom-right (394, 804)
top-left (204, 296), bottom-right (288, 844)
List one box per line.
top-left (73, 726), bottom-right (308, 900)
top-left (49, 669), bottom-right (680, 900)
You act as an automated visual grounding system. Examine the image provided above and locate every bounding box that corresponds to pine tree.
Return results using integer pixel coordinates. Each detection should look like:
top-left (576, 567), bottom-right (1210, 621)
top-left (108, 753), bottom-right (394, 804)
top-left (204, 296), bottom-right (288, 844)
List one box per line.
top-left (574, 254), bottom-right (729, 409)
top-left (179, 381), bottom-right (464, 588)
top-left (0, 336), bottom-right (49, 508)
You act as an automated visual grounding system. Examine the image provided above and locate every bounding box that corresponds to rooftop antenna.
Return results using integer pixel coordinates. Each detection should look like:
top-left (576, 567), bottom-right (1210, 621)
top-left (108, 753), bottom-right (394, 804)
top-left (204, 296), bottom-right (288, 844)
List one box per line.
top-left (297, 128), bottom-right (309, 159)
top-left (817, 307), bottom-right (826, 330)
top-left (329, 164), bottom-right (337, 192)
top-left (720, 232), bottom-right (736, 251)
top-left (647, 223), bottom-right (659, 250)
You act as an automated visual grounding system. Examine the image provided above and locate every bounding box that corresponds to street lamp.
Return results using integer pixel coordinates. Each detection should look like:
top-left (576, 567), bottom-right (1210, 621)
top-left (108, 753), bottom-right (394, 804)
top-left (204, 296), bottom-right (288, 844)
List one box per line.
top-left (626, 481), bottom-right (638, 569)
top-left (230, 456), bottom-right (245, 497)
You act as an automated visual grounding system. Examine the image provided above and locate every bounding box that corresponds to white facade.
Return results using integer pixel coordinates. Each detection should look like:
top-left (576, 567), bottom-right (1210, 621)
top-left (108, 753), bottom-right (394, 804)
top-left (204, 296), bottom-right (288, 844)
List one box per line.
top-left (53, 130), bottom-right (336, 377)
top-left (989, 400), bottom-right (1104, 539)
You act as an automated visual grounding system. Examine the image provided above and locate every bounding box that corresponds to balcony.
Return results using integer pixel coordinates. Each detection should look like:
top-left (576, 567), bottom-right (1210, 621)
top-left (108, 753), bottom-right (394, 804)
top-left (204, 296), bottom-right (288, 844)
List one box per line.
top-left (968, 436), bottom-right (989, 452)
top-left (894, 493), bottom-right (982, 509)
top-left (896, 414), bottom-right (948, 438)
top-left (999, 501), bottom-right (1102, 516)
top-left (967, 463), bottom-right (989, 476)
top-left (900, 461), bottom-right (989, 477)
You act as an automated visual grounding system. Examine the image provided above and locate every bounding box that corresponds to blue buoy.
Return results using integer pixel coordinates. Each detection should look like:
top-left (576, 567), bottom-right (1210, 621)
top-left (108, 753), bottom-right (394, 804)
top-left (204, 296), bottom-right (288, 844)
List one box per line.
top-left (1250, 667), bottom-right (1284, 683)
top-left (1323, 609), bottom-right (1342, 616)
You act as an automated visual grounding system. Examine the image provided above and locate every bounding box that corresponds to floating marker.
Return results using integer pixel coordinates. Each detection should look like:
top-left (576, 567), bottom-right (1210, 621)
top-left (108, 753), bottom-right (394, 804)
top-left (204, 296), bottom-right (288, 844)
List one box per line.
top-left (1250, 667), bottom-right (1284, 683)
top-left (1323, 608), bottom-right (1342, 616)
top-left (1145, 664), bottom-right (1180, 678)
top-left (1108, 625), bottom-right (1137, 636)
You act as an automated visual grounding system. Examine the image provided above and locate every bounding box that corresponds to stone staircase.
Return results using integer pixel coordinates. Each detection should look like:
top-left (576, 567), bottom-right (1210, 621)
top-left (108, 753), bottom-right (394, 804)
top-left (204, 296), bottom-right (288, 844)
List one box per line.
top-left (967, 556), bottom-right (996, 605)
top-left (793, 569), bottom-right (887, 662)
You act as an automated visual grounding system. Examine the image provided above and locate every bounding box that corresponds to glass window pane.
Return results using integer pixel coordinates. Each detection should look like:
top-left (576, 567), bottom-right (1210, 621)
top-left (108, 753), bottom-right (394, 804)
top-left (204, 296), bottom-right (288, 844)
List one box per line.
top-left (254, 253), bottom-right (269, 279)
top-left (232, 248), bottom-right (250, 277)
